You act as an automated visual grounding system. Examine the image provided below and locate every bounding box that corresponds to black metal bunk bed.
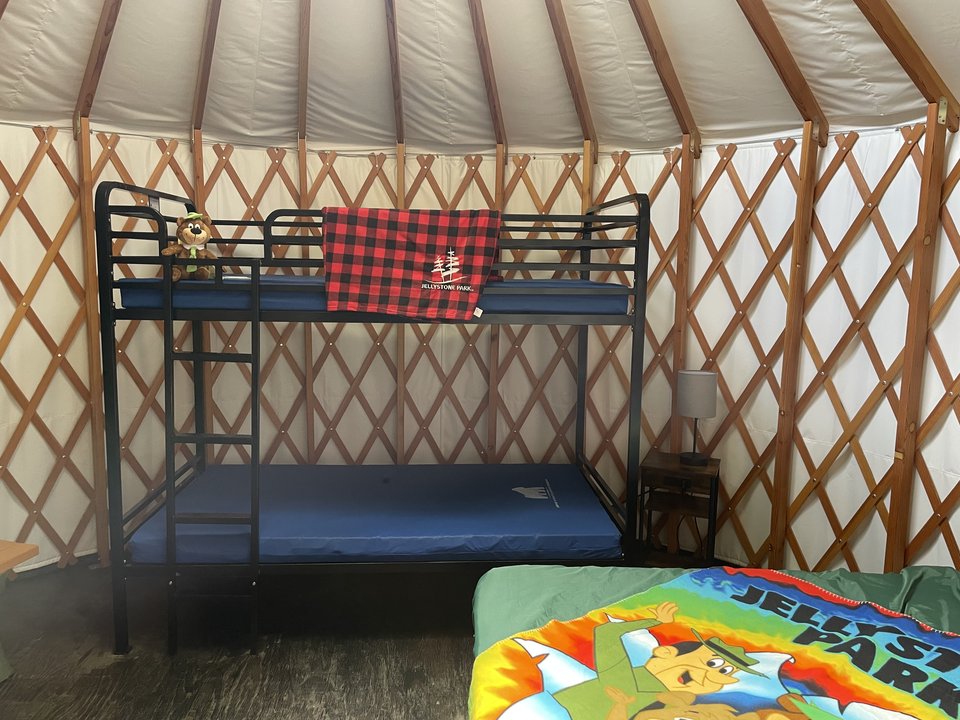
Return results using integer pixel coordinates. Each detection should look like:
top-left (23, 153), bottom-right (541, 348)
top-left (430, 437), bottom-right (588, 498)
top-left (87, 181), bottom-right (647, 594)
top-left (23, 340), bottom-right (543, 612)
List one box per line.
top-left (95, 181), bottom-right (651, 654)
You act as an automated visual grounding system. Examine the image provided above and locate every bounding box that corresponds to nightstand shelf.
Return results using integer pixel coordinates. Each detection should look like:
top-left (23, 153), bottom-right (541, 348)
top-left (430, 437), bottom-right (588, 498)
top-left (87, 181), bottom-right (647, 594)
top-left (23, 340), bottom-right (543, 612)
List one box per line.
top-left (639, 449), bottom-right (720, 565)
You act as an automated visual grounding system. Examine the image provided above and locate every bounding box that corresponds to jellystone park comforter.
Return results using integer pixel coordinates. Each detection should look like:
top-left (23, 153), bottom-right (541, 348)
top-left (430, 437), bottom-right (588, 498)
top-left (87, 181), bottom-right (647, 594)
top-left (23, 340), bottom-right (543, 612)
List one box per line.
top-left (469, 567), bottom-right (960, 720)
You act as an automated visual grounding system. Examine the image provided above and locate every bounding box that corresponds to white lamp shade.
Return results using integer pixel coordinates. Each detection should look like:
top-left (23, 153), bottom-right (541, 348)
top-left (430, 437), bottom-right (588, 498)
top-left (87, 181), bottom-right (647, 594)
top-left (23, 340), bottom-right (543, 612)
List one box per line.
top-left (677, 370), bottom-right (717, 419)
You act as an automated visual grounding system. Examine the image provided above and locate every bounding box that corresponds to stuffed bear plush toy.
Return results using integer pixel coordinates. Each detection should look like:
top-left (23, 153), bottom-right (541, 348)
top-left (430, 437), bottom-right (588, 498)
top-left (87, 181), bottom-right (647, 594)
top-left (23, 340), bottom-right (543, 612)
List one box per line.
top-left (160, 211), bottom-right (217, 281)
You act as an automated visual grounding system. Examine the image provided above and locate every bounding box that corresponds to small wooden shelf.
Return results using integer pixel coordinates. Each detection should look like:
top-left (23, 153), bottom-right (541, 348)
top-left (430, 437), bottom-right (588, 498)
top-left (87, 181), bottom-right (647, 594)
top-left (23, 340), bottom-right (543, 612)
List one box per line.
top-left (0, 541), bottom-right (39, 573)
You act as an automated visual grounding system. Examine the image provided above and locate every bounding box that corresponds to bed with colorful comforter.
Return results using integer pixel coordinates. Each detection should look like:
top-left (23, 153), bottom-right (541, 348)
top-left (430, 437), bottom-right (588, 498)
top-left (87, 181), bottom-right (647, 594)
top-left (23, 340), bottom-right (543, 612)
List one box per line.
top-left (470, 565), bottom-right (960, 720)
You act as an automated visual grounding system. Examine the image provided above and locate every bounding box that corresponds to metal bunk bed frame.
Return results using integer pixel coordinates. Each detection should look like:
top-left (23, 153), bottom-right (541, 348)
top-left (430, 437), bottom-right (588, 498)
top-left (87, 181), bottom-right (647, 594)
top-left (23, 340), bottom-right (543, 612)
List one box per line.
top-left (94, 180), bottom-right (651, 654)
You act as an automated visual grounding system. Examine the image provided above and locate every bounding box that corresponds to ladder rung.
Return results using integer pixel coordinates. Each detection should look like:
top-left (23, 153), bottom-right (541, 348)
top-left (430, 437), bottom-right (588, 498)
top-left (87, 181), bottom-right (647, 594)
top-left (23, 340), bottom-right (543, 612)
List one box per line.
top-left (172, 433), bottom-right (254, 445)
top-left (173, 351), bottom-right (254, 363)
top-left (175, 593), bottom-right (255, 600)
top-left (175, 512), bottom-right (252, 525)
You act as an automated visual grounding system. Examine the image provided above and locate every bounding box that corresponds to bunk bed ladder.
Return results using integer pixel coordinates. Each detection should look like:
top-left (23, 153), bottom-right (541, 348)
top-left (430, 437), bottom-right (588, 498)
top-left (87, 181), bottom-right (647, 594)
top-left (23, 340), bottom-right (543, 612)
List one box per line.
top-left (161, 259), bottom-right (262, 654)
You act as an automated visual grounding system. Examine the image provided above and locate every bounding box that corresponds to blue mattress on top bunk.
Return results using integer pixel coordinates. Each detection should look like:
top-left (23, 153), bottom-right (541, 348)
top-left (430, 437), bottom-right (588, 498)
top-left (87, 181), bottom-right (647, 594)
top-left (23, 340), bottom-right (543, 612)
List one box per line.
top-left (115, 276), bottom-right (629, 315)
top-left (127, 464), bottom-right (622, 564)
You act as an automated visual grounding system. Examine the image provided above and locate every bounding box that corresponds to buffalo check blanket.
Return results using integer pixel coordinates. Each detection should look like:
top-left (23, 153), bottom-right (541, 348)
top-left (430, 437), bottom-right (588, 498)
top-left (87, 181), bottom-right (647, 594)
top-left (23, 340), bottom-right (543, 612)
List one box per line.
top-left (470, 567), bottom-right (960, 720)
top-left (322, 207), bottom-right (501, 321)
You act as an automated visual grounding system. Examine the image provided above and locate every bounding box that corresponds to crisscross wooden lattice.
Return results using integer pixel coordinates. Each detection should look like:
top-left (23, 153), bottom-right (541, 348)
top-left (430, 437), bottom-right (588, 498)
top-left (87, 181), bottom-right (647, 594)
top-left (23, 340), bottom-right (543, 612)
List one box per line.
top-left (684, 139), bottom-right (799, 565)
top-left (0, 126), bottom-right (98, 566)
top-left (777, 128), bottom-right (928, 571)
top-left (6, 122), bottom-right (958, 570)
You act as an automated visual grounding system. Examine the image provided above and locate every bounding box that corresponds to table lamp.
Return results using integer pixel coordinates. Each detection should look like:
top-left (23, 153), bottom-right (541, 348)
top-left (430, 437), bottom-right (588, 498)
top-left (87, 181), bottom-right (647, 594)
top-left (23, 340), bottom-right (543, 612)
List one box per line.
top-left (677, 370), bottom-right (717, 466)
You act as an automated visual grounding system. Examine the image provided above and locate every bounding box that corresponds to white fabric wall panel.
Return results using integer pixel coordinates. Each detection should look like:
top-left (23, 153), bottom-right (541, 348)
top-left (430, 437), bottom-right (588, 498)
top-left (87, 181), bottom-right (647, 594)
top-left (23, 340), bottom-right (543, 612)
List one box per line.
top-left (651, 0), bottom-right (799, 142)
top-left (0, 0), bottom-right (98, 128)
top-left (480, 1), bottom-right (582, 151)
top-left (203, 0), bottom-right (300, 146)
top-left (306, 1), bottom-right (397, 152)
top-left (92, 0), bottom-right (206, 140)
top-left (562, 0), bottom-right (679, 151)
top-left (765, 0), bottom-right (924, 130)
top-left (888, 0), bottom-right (960, 114)
top-left (5, 119), bottom-right (960, 570)
top-left (0, 124), bottom-right (94, 567)
top-left (787, 129), bottom-right (920, 572)
top-left (396, 0), bottom-right (494, 152)
top-left (688, 141), bottom-right (792, 566)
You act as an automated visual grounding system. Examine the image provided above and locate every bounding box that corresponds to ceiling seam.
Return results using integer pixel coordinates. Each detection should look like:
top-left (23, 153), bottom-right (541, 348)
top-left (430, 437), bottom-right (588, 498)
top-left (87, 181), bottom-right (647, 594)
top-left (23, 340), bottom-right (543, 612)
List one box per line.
top-left (431, 0), bottom-right (455, 147)
top-left (815, 0), bottom-right (885, 117)
top-left (598, 0), bottom-right (653, 148)
top-left (247, 1), bottom-right (267, 140)
top-left (6, 0), bottom-right (55, 117)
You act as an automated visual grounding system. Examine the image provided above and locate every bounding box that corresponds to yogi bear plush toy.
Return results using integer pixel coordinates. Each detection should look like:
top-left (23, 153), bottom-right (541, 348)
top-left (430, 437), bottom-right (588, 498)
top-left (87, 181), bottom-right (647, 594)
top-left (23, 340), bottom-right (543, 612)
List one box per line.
top-left (161, 211), bottom-right (216, 281)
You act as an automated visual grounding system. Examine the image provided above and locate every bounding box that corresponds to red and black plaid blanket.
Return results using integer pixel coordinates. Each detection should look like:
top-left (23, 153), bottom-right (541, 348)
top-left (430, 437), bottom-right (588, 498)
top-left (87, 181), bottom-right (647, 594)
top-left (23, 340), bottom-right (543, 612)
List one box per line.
top-left (322, 207), bottom-right (500, 321)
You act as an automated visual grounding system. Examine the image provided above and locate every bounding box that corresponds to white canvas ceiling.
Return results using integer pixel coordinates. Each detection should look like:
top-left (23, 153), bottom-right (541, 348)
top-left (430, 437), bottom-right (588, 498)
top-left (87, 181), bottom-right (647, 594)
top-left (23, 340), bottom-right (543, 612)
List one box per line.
top-left (0, 0), bottom-right (956, 151)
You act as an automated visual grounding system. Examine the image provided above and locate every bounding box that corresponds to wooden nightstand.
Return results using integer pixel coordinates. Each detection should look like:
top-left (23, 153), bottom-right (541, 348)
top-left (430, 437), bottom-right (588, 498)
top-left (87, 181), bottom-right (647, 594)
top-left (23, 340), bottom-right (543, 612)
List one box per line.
top-left (639, 449), bottom-right (720, 565)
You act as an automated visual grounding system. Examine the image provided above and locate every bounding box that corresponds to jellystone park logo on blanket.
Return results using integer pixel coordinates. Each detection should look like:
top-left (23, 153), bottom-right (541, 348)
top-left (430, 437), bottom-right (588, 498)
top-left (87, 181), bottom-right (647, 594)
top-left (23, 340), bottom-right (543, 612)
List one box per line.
top-left (422, 248), bottom-right (475, 292)
top-left (469, 567), bottom-right (960, 720)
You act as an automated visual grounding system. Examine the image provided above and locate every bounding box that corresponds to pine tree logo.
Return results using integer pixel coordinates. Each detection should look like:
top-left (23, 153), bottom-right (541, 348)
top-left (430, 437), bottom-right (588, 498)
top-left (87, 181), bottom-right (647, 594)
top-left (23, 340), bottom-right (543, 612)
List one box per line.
top-left (432, 248), bottom-right (464, 285)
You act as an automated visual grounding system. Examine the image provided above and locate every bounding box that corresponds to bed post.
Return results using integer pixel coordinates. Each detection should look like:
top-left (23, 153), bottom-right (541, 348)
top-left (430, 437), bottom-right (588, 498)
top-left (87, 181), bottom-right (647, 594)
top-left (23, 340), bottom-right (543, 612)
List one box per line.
top-left (191, 321), bottom-right (207, 474)
top-left (95, 183), bottom-right (130, 654)
top-left (625, 195), bottom-right (651, 563)
top-left (161, 255), bottom-right (179, 654)
top-left (575, 215), bottom-right (593, 459)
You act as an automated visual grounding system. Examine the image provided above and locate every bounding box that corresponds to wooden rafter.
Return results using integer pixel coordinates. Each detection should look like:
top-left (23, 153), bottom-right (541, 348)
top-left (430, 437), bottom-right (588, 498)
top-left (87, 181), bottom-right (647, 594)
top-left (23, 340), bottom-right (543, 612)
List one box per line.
top-left (626, 0), bottom-right (702, 157)
top-left (543, 0), bottom-right (596, 158)
top-left (467, 0), bottom-right (506, 150)
top-left (191, 0), bottom-right (222, 131)
top-left (852, 0), bottom-right (959, 132)
top-left (735, 0), bottom-right (829, 147)
top-left (885, 104), bottom-right (948, 571)
top-left (384, 0), bottom-right (404, 145)
top-left (297, 0), bottom-right (310, 140)
top-left (74, 0), bottom-right (124, 134)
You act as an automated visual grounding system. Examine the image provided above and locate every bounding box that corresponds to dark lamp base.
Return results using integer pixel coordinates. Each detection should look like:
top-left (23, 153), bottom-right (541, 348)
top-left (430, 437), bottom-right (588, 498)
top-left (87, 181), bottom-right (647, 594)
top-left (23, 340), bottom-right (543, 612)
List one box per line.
top-left (679, 451), bottom-right (709, 466)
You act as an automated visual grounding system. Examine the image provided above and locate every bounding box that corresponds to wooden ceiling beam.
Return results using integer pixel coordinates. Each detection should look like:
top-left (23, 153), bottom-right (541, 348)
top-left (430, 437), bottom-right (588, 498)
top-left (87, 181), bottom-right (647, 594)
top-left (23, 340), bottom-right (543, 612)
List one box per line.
top-left (467, 0), bottom-right (506, 151)
top-left (191, 0), bottom-right (222, 131)
top-left (384, 0), bottom-right (405, 145)
top-left (297, 0), bottom-right (310, 140)
top-left (74, 0), bottom-right (124, 135)
top-left (736, 0), bottom-right (829, 147)
top-left (852, 0), bottom-right (959, 132)
top-left (543, 0), bottom-right (596, 157)
top-left (626, 0), bottom-right (701, 157)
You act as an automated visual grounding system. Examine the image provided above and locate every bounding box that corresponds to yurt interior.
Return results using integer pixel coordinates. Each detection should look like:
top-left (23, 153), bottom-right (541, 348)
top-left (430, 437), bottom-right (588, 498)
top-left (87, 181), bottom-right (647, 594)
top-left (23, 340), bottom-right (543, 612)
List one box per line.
top-left (2, 1), bottom-right (960, 718)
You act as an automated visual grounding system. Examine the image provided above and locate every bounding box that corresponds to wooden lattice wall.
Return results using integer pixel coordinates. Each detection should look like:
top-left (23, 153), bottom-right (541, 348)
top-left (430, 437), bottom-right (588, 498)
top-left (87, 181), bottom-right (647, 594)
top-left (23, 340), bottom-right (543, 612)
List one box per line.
top-left (0, 121), bottom-right (958, 571)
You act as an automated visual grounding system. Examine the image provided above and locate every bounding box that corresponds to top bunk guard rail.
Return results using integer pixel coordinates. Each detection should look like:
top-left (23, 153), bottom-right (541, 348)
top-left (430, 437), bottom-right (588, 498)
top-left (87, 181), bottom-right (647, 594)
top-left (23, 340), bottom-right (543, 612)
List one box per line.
top-left (96, 181), bottom-right (651, 324)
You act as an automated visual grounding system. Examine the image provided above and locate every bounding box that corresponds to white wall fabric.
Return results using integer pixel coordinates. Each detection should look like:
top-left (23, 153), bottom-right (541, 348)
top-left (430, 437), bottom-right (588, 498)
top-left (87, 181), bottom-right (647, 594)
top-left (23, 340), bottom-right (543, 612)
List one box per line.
top-left (0, 0), bottom-right (98, 128)
top-left (306, 1), bottom-right (397, 152)
top-left (1, 119), bottom-right (958, 572)
top-left (0, 124), bottom-right (94, 568)
top-left (204, 0), bottom-right (301, 146)
top-left (92, 0), bottom-right (207, 139)
top-left (396, 0), bottom-right (496, 152)
top-left (765, 0), bottom-right (925, 131)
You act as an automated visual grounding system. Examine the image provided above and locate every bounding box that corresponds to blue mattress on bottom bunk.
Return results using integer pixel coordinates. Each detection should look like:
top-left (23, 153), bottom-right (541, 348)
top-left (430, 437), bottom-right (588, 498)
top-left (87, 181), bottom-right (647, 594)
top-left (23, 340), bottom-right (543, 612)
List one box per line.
top-left (128, 464), bottom-right (622, 564)
top-left (116, 276), bottom-right (628, 315)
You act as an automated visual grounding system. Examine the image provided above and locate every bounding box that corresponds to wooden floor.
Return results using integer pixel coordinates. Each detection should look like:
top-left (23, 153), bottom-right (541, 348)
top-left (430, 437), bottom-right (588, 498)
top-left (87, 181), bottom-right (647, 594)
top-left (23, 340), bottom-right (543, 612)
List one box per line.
top-left (0, 562), bottom-right (478, 719)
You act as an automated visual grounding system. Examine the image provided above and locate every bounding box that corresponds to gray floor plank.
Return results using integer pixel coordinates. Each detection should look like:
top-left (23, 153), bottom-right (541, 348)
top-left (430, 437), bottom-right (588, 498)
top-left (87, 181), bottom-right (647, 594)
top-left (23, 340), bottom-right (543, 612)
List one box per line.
top-left (0, 564), bottom-right (477, 720)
